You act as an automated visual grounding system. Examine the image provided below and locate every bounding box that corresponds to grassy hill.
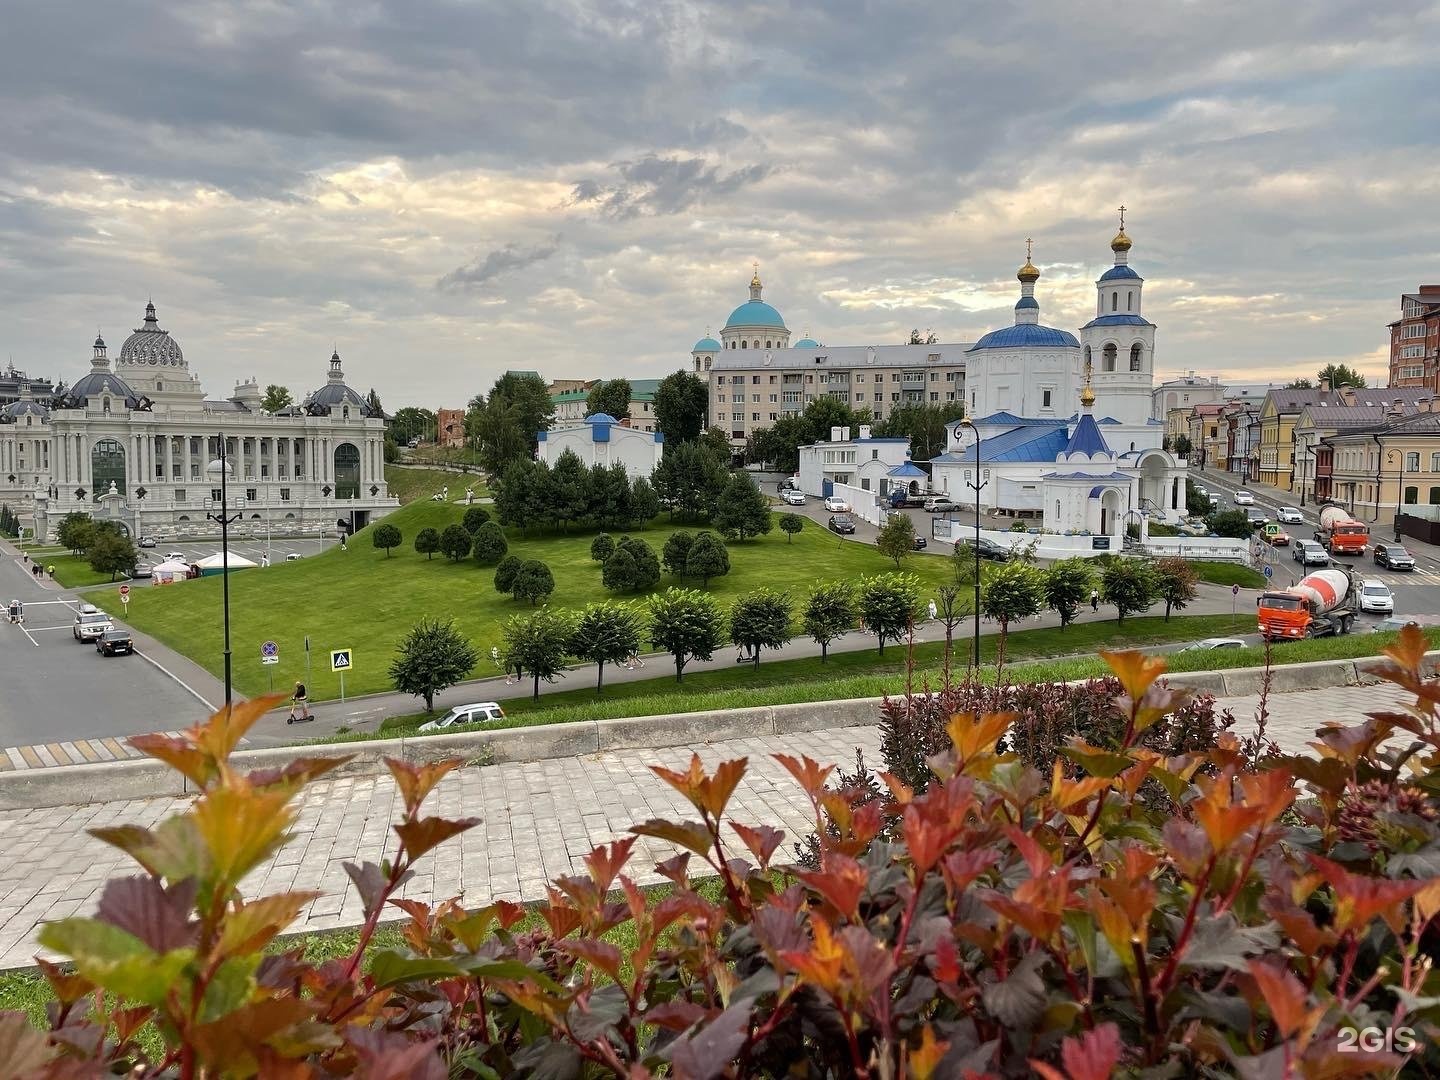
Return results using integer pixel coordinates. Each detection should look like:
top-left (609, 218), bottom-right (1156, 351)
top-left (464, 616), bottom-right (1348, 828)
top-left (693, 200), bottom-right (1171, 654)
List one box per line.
top-left (383, 466), bottom-right (487, 505)
top-left (96, 502), bottom-right (958, 702)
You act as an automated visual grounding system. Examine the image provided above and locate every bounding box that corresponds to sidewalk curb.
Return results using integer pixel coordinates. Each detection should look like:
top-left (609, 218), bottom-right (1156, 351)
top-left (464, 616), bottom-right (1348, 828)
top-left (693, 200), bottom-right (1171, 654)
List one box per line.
top-left (4, 652), bottom-right (1434, 811)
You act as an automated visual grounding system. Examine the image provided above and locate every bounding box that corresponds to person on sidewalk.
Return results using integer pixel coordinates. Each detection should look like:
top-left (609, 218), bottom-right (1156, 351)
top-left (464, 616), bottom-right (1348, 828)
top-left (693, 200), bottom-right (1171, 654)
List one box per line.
top-left (287, 681), bottom-right (311, 724)
top-left (1090, 589), bottom-right (1099, 612)
top-left (927, 599), bottom-right (938, 624)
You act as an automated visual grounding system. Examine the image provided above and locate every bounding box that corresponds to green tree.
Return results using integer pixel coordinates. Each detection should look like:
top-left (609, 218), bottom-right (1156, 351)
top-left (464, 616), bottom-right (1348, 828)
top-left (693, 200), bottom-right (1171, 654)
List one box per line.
top-left (569, 601), bottom-right (644, 692)
top-left (1101, 559), bottom-right (1158, 623)
top-left (685, 531), bottom-right (730, 586)
top-left (1285, 378), bottom-right (1313, 390)
top-left (979, 561), bottom-right (1045, 666)
top-left (1185, 481), bottom-right (1211, 517)
top-left (501, 607), bottom-right (573, 700)
top-left (1043, 558), bottom-right (1093, 630)
top-left (712, 473), bottom-right (772, 540)
top-left (462, 506), bottom-right (491, 533)
top-left (653, 441), bottom-right (729, 522)
top-left (387, 616), bottom-right (479, 711)
top-left (629, 476), bottom-right (660, 527)
top-left (778, 513), bottom-right (805, 543)
top-left (618, 536), bottom-right (661, 591)
top-left (56, 512), bottom-right (94, 555)
top-left (547, 448), bottom-right (589, 530)
top-left (512, 559), bottom-right (555, 605)
top-left (1173, 434), bottom-right (1193, 457)
top-left (872, 403), bottom-right (966, 461)
top-left (662, 531), bottom-right (695, 577)
top-left (1153, 557), bottom-right (1199, 621)
top-left (745, 414), bottom-right (812, 472)
top-left (856, 572), bottom-right (921, 655)
top-left (728, 588), bottom-right (793, 667)
top-left (647, 587), bottom-right (725, 682)
top-left (934, 584), bottom-right (967, 671)
top-left (587, 463), bottom-right (632, 529)
top-left (371, 523), bottom-right (402, 558)
top-left (653, 370), bottom-right (708, 443)
top-left (602, 547), bottom-right (639, 593)
top-left (1207, 509), bottom-right (1252, 540)
top-left (413, 527), bottom-right (440, 560)
top-left (951, 540), bottom-right (980, 588)
top-left (87, 528), bottom-right (137, 582)
top-left (467, 371), bottom-right (554, 474)
top-left (586, 378), bottom-right (632, 420)
top-left (802, 581), bottom-right (855, 663)
top-left (701, 426), bottom-right (733, 461)
top-left (590, 533), bottom-right (616, 563)
top-left (1317, 363), bottom-right (1366, 389)
top-left (492, 458), bottom-right (536, 529)
top-left (471, 521), bottom-right (508, 565)
top-left (260, 385), bottom-right (293, 413)
top-left (494, 554), bottom-right (522, 594)
top-left (875, 513), bottom-right (915, 567)
top-left (438, 524), bottom-right (471, 562)
top-left (389, 406), bottom-right (437, 445)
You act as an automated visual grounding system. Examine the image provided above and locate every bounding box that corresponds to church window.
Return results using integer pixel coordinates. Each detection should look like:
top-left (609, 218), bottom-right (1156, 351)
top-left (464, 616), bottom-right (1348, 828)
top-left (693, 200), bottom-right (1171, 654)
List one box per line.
top-left (741, 341), bottom-right (747, 349)
top-left (1083, 345), bottom-right (1091, 366)
top-left (765, 340), bottom-right (772, 349)
top-left (1042, 390), bottom-right (1052, 408)
top-left (103, 397), bottom-right (111, 414)
top-left (157, 381), bottom-right (163, 391)
top-left (753, 340), bottom-right (759, 349)
top-left (1126, 293), bottom-right (1133, 311)
top-left (1111, 292), bottom-right (1118, 312)
top-left (1102, 344), bottom-right (1117, 372)
top-left (1129, 344), bottom-right (1143, 372)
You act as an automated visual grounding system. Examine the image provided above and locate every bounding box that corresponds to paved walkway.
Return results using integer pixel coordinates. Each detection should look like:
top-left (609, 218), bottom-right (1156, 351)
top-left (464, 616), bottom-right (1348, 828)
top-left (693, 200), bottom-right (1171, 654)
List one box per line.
top-left (0, 681), bottom-right (1412, 969)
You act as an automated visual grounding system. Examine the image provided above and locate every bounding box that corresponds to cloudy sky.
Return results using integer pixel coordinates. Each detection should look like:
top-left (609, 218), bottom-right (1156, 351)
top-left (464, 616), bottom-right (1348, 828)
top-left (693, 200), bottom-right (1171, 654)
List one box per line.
top-left (3, 1), bottom-right (1438, 408)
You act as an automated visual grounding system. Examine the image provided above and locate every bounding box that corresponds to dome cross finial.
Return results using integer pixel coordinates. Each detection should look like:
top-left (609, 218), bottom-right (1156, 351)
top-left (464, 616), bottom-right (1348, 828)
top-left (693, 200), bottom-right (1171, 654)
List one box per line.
top-left (1118, 205), bottom-right (1126, 231)
top-left (749, 262), bottom-right (763, 301)
top-left (1026, 236), bottom-right (1033, 261)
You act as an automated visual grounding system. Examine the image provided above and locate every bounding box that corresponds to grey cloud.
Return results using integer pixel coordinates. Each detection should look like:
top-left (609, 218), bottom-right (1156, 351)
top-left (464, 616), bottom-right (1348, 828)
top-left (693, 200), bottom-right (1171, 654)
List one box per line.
top-left (436, 236), bottom-right (563, 291)
top-left (570, 156), bottom-right (773, 219)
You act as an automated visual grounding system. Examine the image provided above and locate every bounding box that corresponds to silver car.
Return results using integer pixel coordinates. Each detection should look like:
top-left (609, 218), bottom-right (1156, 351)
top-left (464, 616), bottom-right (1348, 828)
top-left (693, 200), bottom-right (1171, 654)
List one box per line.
top-left (418, 701), bottom-right (506, 732)
top-left (1359, 579), bottom-right (1394, 614)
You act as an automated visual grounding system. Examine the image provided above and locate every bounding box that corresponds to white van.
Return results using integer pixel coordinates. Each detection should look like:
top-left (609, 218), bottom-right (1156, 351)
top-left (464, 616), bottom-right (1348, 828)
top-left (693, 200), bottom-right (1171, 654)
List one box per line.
top-left (418, 702), bottom-right (506, 732)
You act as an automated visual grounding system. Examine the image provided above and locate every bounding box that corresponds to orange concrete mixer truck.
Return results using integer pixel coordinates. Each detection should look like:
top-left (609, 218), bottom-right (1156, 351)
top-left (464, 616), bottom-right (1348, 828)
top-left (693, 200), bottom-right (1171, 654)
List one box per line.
top-left (1315, 505), bottom-right (1369, 557)
top-left (1256, 566), bottom-right (1360, 641)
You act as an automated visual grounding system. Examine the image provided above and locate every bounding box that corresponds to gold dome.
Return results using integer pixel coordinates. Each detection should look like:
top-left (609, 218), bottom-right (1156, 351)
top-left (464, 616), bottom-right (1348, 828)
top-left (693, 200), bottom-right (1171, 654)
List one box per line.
top-left (1016, 260), bottom-right (1040, 283)
top-left (1111, 229), bottom-right (1132, 253)
top-left (1080, 384), bottom-right (1096, 407)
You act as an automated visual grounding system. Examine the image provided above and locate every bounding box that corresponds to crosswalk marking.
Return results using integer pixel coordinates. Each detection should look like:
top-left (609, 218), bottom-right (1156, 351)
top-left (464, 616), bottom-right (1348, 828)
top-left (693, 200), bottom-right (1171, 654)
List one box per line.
top-left (0, 730), bottom-right (247, 772)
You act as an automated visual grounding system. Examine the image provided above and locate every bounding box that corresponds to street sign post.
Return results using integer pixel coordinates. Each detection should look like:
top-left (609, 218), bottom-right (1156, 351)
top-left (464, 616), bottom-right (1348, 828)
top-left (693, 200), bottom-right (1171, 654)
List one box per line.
top-left (331, 648), bottom-right (352, 703)
top-left (118, 584), bottom-right (130, 608)
top-left (1263, 564), bottom-right (1273, 580)
top-left (304, 635), bottom-right (311, 687)
top-left (1231, 582), bottom-right (1240, 623)
top-left (261, 639), bottom-right (279, 691)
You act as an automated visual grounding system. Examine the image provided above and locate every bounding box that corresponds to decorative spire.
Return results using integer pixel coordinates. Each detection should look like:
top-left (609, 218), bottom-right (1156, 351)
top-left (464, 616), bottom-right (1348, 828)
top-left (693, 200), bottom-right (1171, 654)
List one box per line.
top-left (328, 347), bottom-right (344, 380)
top-left (1111, 205), bottom-right (1132, 257)
top-left (749, 262), bottom-right (763, 301)
top-left (1014, 239), bottom-right (1041, 325)
top-left (1017, 237), bottom-right (1040, 283)
top-left (92, 332), bottom-right (108, 366)
top-left (144, 300), bottom-right (158, 324)
top-left (1080, 356), bottom-right (1095, 408)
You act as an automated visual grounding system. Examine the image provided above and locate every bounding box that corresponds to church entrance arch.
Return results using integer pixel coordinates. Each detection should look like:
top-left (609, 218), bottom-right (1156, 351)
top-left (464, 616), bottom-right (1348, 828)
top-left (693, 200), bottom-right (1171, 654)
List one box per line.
top-left (91, 438), bottom-right (125, 500)
top-left (1099, 488), bottom-right (1122, 536)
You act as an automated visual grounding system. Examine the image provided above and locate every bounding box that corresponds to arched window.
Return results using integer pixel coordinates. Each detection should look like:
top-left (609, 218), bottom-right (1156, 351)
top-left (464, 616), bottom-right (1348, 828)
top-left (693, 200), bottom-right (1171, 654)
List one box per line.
top-left (741, 341), bottom-right (747, 349)
top-left (765, 340), bottom-right (772, 349)
top-left (342, 406), bottom-right (350, 420)
top-left (1129, 343), bottom-right (1143, 372)
top-left (102, 397), bottom-right (111, 414)
top-left (333, 443), bottom-right (361, 500)
top-left (1102, 344), bottom-right (1117, 372)
top-left (1111, 292), bottom-right (1118, 312)
top-left (704, 357), bottom-right (711, 371)
top-left (90, 438), bottom-right (125, 500)
top-left (1083, 345), bottom-right (1091, 367)
top-left (1127, 293), bottom-right (1133, 311)
top-left (753, 340), bottom-right (760, 350)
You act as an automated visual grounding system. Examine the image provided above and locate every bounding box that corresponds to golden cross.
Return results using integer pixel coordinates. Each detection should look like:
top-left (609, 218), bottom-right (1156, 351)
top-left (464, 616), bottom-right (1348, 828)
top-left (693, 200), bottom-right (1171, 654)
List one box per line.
top-left (1118, 205), bottom-right (1126, 230)
top-left (1025, 237), bottom-right (1033, 260)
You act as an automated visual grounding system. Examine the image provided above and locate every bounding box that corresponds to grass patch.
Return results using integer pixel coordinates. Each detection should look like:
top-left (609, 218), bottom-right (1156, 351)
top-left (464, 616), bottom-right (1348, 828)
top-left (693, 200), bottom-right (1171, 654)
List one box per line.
top-left (384, 466), bottom-right (488, 505)
top-left (1188, 562), bottom-right (1266, 588)
top-left (96, 501), bottom-right (962, 703)
top-left (40, 553), bottom-right (120, 589)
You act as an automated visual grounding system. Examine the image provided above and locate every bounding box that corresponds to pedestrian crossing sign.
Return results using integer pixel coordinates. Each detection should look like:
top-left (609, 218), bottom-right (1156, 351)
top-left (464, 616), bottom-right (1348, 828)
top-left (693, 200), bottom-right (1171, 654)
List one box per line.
top-left (331, 648), bottom-right (352, 672)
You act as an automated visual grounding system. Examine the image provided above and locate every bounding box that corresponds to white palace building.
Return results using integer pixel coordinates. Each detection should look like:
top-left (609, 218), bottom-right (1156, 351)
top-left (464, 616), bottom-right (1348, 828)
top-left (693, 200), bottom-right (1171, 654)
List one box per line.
top-left (0, 302), bottom-right (397, 543)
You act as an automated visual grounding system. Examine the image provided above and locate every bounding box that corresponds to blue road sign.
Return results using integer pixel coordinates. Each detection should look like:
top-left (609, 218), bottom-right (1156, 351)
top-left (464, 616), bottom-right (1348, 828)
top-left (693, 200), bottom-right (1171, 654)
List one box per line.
top-left (1263, 565), bottom-right (1273, 579)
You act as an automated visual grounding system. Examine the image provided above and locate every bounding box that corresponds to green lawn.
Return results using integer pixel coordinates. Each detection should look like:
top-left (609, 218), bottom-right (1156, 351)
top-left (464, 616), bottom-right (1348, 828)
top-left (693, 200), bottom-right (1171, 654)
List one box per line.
top-left (95, 502), bottom-right (961, 703)
top-left (1188, 562), bottom-right (1266, 588)
top-left (384, 466), bottom-right (488, 506)
top-left (40, 552), bottom-right (121, 589)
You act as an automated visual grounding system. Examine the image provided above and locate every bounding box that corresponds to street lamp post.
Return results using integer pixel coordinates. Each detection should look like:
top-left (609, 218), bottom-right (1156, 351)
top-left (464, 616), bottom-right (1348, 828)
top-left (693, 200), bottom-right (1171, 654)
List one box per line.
top-left (959, 417), bottom-right (985, 669)
top-left (205, 437), bottom-right (242, 708)
top-left (1387, 446), bottom-right (1406, 542)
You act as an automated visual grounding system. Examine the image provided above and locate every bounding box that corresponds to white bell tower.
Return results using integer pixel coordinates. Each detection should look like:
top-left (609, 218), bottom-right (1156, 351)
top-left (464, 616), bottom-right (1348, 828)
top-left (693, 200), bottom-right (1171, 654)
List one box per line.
top-left (1079, 207), bottom-right (1156, 428)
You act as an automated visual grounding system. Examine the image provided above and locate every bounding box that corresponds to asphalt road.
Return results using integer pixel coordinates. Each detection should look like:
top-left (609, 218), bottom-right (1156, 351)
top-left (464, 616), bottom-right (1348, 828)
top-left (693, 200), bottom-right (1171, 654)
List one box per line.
top-left (1189, 466), bottom-right (1440, 622)
top-left (0, 547), bottom-right (209, 746)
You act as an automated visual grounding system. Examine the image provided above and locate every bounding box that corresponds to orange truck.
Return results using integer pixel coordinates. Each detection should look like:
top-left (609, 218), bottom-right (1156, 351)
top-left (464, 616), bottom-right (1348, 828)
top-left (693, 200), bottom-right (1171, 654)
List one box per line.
top-left (1257, 566), bottom-right (1359, 641)
top-left (1314, 505), bottom-right (1368, 556)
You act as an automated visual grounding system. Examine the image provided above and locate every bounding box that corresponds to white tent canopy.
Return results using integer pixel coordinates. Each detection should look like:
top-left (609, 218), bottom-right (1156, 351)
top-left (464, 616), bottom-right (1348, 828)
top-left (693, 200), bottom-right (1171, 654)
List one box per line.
top-left (152, 559), bottom-right (191, 574)
top-left (194, 552), bottom-right (258, 570)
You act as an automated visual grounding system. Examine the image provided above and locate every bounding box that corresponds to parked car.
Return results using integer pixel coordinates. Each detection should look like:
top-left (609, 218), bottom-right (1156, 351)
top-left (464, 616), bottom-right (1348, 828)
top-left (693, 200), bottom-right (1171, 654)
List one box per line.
top-left (827, 514), bottom-right (857, 534)
top-left (912, 535), bottom-right (927, 550)
top-left (1179, 637), bottom-right (1247, 652)
top-left (823, 496), bottom-right (850, 513)
top-left (923, 496), bottom-right (957, 513)
top-left (1371, 617), bottom-right (1421, 634)
top-left (418, 701), bottom-right (506, 732)
top-left (958, 536), bottom-right (1011, 562)
top-left (1293, 539), bottom-right (1329, 566)
top-left (780, 489), bottom-right (807, 506)
top-left (285, 553), bottom-right (304, 561)
top-left (1358, 578), bottom-right (1395, 615)
top-left (165, 551), bottom-right (186, 562)
top-left (96, 628), bottom-right (134, 657)
top-left (131, 564), bottom-right (153, 579)
top-left (1373, 543), bottom-right (1416, 571)
top-left (1233, 490), bottom-right (1255, 505)
top-left (137, 536), bottom-right (157, 548)
top-left (1277, 506), bottom-right (1304, 524)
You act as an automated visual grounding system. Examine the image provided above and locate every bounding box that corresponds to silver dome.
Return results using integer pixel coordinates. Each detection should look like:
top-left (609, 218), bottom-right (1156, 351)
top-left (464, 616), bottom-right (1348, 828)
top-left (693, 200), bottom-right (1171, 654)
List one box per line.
top-left (118, 302), bottom-right (185, 368)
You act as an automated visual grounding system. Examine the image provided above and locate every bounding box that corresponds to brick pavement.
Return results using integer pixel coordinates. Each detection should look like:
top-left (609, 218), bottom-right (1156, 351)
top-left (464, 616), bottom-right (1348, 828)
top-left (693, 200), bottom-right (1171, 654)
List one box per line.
top-left (0, 683), bottom-right (1417, 970)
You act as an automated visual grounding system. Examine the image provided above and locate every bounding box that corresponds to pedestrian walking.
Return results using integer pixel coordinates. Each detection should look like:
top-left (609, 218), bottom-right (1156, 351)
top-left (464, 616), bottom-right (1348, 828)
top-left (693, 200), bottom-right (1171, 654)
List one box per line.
top-left (927, 599), bottom-right (938, 624)
top-left (46, 564), bottom-right (55, 579)
top-left (1090, 589), bottom-right (1099, 612)
top-left (287, 681), bottom-right (311, 724)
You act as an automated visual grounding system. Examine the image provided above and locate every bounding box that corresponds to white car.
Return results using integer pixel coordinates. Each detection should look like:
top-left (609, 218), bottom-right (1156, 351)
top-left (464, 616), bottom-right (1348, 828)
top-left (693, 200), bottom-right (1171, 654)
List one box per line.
top-left (1277, 507), bottom-right (1303, 524)
top-left (1359, 578), bottom-right (1394, 614)
top-left (418, 701), bottom-right (506, 732)
top-left (165, 551), bottom-right (187, 562)
top-left (823, 496), bottom-right (850, 513)
top-left (1233, 490), bottom-right (1255, 505)
top-left (1180, 637), bottom-right (1248, 652)
top-left (285, 553), bottom-right (304, 562)
top-left (780, 489), bottom-right (807, 506)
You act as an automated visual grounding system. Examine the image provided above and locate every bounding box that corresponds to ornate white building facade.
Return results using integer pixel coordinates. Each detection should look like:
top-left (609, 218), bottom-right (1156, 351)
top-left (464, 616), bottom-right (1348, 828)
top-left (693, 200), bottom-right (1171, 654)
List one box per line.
top-left (0, 303), bottom-right (398, 542)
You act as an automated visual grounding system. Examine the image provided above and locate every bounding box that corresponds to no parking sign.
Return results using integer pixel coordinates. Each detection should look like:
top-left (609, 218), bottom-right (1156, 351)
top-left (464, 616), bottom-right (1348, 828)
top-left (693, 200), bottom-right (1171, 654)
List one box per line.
top-left (118, 584), bottom-right (130, 607)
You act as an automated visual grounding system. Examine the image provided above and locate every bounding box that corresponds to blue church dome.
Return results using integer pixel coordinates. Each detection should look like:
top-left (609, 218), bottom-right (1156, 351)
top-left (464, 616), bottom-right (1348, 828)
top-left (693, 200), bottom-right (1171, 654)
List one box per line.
top-left (1014, 296), bottom-right (1039, 311)
top-left (692, 336), bottom-right (721, 352)
top-left (968, 324), bottom-right (1079, 351)
top-left (724, 300), bottom-right (786, 329)
top-left (1099, 264), bottom-right (1142, 282)
top-left (794, 337), bottom-right (820, 348)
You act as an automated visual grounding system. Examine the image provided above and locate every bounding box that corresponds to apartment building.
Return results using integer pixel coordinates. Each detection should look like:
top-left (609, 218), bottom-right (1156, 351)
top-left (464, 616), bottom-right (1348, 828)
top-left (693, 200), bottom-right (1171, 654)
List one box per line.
top-left (1388, 286), bottom-right (1440, 388)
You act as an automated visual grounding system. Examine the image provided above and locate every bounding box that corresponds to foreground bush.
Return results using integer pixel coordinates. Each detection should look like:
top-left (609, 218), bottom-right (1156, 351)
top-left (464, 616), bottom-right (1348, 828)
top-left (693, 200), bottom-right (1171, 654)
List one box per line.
top-left (9, 633), bottom-right (1440, 1075)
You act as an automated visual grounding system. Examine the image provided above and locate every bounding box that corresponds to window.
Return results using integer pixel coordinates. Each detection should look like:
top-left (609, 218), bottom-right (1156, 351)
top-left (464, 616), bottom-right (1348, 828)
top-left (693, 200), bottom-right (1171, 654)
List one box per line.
top-left (765, 340), bottom-right (772, 349)
top-left (280, 488), bottom-right (291, 502)
top-left (871, 449), bottom-right (879, 460)
top-left (752, 375), bottom-right (760, 384)
top-left (246, 488), bottom-right (257, 501)
top-left (1401, 365), bottom-right (1425, 378)
top-left (1400, 346), bottom-right (1425, 359)
top-left (174, 488), bottom-right (186, 503)
top-left (1102, 343), bottom-right (1117, 371)
top-left (717, 376), bottom-right (727, 384)
top-left (1129, 343), bottom-right (1143, 371)
top-left (930, 372), bottom-right (938, 381)
top-left (1405, 486), bottom-right (1419, 504)
top-left (732, 412), bottom-right (743, 422)
top-left (1431, 487), bottom-right (1440, 505)
top-left (892, 373), bottom-right (901, 382)
top-left (1407, 452), bottom-right (1421, 472)
top-left (769, 412), bottom-right (777, 421)
top-left (1111, 292), bottom-right (1118, 311)
top-left (752, 394), bottom-right (760, 403)
top-left (211, 488), bottom-right (223, 503)
top-left (855, 373), bottom-right (865, 382)
top-left (1042, 390), bottom-right (1052, 407)
top-left (1431, 452), bottom-right (1440, 473)
top-left (769, 394), bottom-right (777, 402)
top-left (874, 393), bottom-right (882, 402)
top-left (752, 413), bottom-right (760, 421)
top-left (741, 341), bottom-right (747, 348)
top-left (1127, 293), bottom-right (1133, 311)
top-left (769, 375), bottom-right (777, 383)
top-left (891, 393), bottom-right (900, 402)
top-left (930, 392), bottom-right (939, 401)
top-left (1404, 324), bottom-right (1426, 338)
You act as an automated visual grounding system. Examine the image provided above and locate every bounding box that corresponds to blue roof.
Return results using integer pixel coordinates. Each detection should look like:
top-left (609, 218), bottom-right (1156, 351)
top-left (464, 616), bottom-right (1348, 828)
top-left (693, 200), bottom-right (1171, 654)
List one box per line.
top-left (1063, 412), bottom-right (1112, 457)
top-left (724, 300), bottom-right (786, 329)
top-left (1099, 265), bottom-right (1142, 282)
top-left (968, 324), bottom-right (1079, 351)
top-left (888, 461), bottom-right (928, 478)
top-left (794, 337), bottom-right (820, 348)
top-left (1082, 313), bottom-right (1153, 328)
top-left (974, 410), bottom-right (1067, 427)
top-left (585, 412), bottom-right (619, 424)
top-left (693, 336), bottom-right (721, 352)
top-left (934, 425), bottom-right (1071, 464)
top-left (1014, 296), bottom-right (1039, 310)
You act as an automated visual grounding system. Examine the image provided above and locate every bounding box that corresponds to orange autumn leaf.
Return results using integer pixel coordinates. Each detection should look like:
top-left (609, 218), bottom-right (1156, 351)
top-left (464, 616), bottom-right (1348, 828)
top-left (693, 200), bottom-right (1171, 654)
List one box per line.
top-left (1049, 761), bottom-right (1113, 812)
top-left (384, 757), bottom-right (464, 816)
top-left (909, 1024), bottom-right (950, 1080)
top-left (1100, 649), bottom-right (1168, 703)
top-left (779, 916), bottom-right (846, 993)
top-left (773, 753), bottom-right (835, 798)
top-left (1310, 856), bottom-right (1433, 935)
top-left (651, 754), bottom-right (748, 819)
top-left (1247, 958), bottom-right (1322, 1044)
top-left (1192, 775), bottom-right (1265, 854)
top-left (945, 711), bottom-right (1014, 761)
top-left (1383, 621), bottom-right (1429, 674)
top-left (794, 853), bottom-right (868, 922)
